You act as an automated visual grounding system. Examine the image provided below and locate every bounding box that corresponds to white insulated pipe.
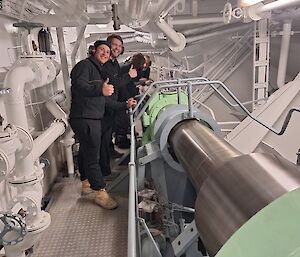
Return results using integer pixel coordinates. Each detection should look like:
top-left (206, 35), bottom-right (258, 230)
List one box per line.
top-left (60, 129), bottom-right (75, 176)
top-left (45, 100), bottom-right (68, 120)
top-left (187, 24), bottom-right (251, 44)
top-left (56, 27), bottom-right (71, 105)
top-left (256, 0), bottom-right (300, 15)
top-left (277, 21), bottom-right (292, 88)
top-left (32, 121), bottom-right (66, 161)
top-left (156, 18), bottom-right (186, 52)
top-left (170, 15), bottom-right (224, 26)
top-left (45, 96), bottom-right (74, 176)
top-left (4, 66), bottom-right (35, 131)
top-left (71, 25), bottom-right (87, 68)
top-left (183, 23), bottom-right (228, 36)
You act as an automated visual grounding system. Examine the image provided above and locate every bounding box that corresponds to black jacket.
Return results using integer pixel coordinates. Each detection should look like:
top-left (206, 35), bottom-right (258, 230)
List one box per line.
top-left (101, 59), bottom-right (133, 115)
top-left (69, 56), bottom-right (106, 120)
top-left (119, 62), bottom-right (143, 100)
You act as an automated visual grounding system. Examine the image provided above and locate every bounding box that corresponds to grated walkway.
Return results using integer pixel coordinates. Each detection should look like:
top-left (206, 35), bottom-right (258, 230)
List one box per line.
top-left (31, 177), bottom-right (128, 257)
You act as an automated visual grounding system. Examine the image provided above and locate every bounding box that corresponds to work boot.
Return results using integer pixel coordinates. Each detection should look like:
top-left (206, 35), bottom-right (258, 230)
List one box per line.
top-left (81, 179), bottom-right (93, 195)
top-left (95, 189), bottom-right (118, 210)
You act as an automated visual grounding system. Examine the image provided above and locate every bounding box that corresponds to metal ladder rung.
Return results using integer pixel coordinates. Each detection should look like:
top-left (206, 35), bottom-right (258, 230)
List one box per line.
top-left (254, 83), bottom-right (268, 89)
top-left (254, 61), bottom-right (269, 66)
top-left (254, 38), bottom-right (269, 44)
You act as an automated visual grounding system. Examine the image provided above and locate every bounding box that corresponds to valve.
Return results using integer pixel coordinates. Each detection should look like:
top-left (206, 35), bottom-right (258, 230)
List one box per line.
top-left (0, 212), bottom-right (27, 246)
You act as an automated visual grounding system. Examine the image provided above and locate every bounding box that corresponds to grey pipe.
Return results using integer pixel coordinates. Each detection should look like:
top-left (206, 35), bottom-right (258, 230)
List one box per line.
top-left (169, 119), bottom-right (300, 256)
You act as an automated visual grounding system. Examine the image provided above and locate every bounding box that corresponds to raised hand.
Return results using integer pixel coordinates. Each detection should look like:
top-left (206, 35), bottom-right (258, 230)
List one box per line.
top-left (102, 78), bottom-right (114, 96)
top-left (127, 97), bottom-right (137, 108)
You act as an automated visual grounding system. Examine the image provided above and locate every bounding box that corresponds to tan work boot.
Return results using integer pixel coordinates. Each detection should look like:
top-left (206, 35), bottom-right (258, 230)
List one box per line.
top-left (81, 179), bottom-right (93, 195)
top-left (95, 189), bottom-right (118, 210)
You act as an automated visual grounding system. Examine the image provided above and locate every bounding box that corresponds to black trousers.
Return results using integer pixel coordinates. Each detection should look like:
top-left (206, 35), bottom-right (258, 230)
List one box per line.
top-left (114, 109), bottom-right (130, 136)
top-left (99, 115), bottom-right (114, 177)
top-left (69, 118), bottom-right (106, 190)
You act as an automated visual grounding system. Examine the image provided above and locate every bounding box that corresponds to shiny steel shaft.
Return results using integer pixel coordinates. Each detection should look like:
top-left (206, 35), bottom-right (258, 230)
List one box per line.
top-left (169, 119), bottom-right (300, 256)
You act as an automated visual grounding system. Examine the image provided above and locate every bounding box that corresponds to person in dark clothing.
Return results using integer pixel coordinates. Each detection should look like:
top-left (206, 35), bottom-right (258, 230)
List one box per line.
top-left (141, 55), bottom-right (151, 80)
top-left (69, 40), bottom-right (118, 210)
top-left (115, 53), bottom-right (146, 148)
top-left (99, 34), bottom-right (137, 177)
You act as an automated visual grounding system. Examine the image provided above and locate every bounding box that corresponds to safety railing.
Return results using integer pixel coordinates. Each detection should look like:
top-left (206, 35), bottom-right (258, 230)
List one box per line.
top-left (127, 77), bottom-right (300, 257)
top-left (131, 77), bottom-right (300, 135)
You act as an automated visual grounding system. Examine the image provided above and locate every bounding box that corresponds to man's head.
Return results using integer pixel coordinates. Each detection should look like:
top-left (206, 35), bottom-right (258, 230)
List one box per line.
top-left (107, 34), bottom-right (124, 59)
top-left (93, 40), bottom-right (111, 64)
top-left (131, 53), bottom-right (145, 71)
top-left (143, 55), bottom-right (151, 71)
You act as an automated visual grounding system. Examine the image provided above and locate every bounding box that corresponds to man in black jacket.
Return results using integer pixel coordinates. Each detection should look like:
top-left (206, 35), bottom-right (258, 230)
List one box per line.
top-left (114, 53), bottom-right (146, 148)
top-left (69, 40), bottom-right (118, 210)
top-left (99, 34), bottom-right (137, 177)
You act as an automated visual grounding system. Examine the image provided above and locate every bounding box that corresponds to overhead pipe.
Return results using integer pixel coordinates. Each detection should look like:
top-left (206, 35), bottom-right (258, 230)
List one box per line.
top-left (32, 0), bottom-right (89, 27)
top-left (156, 17), bottom-right (186, 52)
top-left (256, 0), bottom-right (300, 15)
top-left (123, 35), bottom-right (152, 44)
top-left (118, 0), bottom-right (186, 51)
top-left (182, 23), bottom-right (229, 36)
top-left (186, 24), bottom-right (251, 44)
top-left (277, 21), bottom-right (292, 88)
top-left (169, 15), bottom-right (224, 26)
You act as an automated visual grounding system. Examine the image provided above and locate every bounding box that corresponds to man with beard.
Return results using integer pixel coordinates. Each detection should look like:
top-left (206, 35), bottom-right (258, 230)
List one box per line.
top-left (100, 34), bottom-right (137, 179)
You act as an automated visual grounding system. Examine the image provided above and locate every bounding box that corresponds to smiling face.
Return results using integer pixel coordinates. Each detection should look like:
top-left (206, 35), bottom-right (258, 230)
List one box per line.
top-left (94, 44), bottom-right (110, 64)
top-left (110, 38), bottom-right (123, 59)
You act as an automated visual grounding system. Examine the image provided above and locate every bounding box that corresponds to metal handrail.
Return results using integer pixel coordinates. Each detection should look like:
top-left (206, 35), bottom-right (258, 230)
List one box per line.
top-left (131, 78), bottom-right (300, 135)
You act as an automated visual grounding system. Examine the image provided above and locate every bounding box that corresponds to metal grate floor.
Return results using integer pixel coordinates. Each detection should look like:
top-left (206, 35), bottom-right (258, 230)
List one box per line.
top-left (31, 177), bottom-right (128, 257)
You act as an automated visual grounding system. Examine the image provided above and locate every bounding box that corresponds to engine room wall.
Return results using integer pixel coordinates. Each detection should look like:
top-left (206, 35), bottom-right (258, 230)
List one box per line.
top-left (204, 57), bottom-right (253, 123)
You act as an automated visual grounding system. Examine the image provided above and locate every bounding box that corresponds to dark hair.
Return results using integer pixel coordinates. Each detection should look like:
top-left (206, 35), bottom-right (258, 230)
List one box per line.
top-left (88, 45), bottom-right (95, 56)
top-left (144, 55), bottom-right (152, 67)
top-left (107, 34), bottom-right (124, 55)
top-left (93, 40), bottom-right (111, 51)
top-left (107, 34), bottom-right (124, 45)
top-left (131, 53), bottom-right (145, 70)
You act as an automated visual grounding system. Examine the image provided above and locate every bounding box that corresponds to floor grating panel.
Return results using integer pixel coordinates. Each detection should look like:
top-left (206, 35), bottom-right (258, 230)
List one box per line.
top-left (31, 177), bottom-right (128, 257)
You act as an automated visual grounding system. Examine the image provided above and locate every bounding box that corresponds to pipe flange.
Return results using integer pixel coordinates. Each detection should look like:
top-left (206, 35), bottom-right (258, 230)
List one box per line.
top-left (0, 212), bottom-right (27, 246)
top-left (16, 126), bottom-right (33, 160)
top-left (54, 118), bottom-right (68, 130)
top-left (44, 58), bottom-right (58, 84)
top-left (154, 105), bottom-right (221, 172)
top-left (26, 211), bottom-right (51, 233)
top-left (169, 33), bottom-right (186, 52)
top-left (9, 196), bottom-right (39, 225)
top-left (223, 2), bottom-right (233, 24)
